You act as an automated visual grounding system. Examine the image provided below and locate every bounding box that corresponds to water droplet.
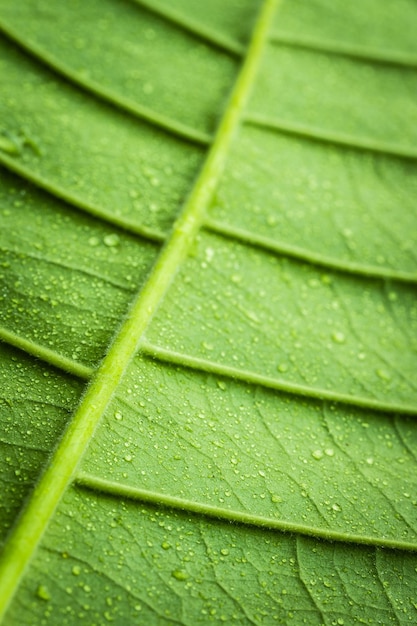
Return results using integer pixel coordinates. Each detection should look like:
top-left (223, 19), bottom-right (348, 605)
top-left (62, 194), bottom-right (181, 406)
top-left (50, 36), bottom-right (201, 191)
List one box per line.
top-left (114, 411), bottom-right (123, 421)
top-left (171, 569), bottom-right (188, 581)
top-left (331, 503), bottom-right (342, 512)
top-left (72, 566), bottom-right (81, 576)
top-left (220, 549), bottom-right (229, 556)
top-left (271, 494), bottom-right (282, 503)
top-left (312, 449), bottom-right (324, 461)
top-left (376, 368), bottom-right (391, 381)
top-left (104, 234), bottom-right (120, 247)
top-left (36, 585), bottom-right (51, 601)
top-left (277, 363), bottom-right (288, 373)
top-left (331, 331), bottom-right (345, 344)
top-left (0, 134), bottom-right (20, 155)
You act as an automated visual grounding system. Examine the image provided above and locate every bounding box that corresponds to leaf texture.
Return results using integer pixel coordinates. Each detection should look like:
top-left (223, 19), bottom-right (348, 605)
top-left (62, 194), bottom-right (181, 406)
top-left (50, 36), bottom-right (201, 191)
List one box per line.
top-left (0, 0), bottom-right (416, 624)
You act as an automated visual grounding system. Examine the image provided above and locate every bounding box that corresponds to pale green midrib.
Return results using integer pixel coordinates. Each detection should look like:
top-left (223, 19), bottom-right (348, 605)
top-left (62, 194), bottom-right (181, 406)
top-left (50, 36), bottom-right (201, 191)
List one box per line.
top-left (131, 0), bottom-right (245, 56)
top-left (75, 473), bottom-right (417, 553)
top-left (0, 1), bottom-right (277, 620)
top-left (270, 31), bottom-right (417, 68)
top-left (0, 154), bottom-right (166, 243)
top-left (0, 21), bottom-right (211, 146)
top-left (243, 114), bottom-right (417, 160)
top-left (204, 220), bottom-right (417, 284)
top-left (140, 343), bottom-right (417, 416)
top-left (0, 328), bottom-right (94, 380)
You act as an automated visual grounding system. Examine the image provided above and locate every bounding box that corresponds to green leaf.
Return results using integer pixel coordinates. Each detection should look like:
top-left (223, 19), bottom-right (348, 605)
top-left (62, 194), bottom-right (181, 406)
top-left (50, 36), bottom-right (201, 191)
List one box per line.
top-left (0, 0), bottom-right (417, 624)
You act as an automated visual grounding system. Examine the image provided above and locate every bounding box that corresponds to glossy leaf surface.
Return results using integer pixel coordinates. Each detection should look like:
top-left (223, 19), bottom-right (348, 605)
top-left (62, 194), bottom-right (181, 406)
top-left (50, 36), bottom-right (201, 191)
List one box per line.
top-left (0, 1), bottom-right (416, 624)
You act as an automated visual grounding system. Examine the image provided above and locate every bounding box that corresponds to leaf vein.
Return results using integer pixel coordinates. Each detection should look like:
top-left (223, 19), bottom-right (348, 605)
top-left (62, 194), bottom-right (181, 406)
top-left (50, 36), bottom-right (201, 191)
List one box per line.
top-left (243, 115), bottom-right (417, 160)
top-left (204, 221), bottom-right (417, 284)
top-left (0, 20), bottom-right (212, 146)
top-left (140, 343), bottom-right (417, 416)
top-left (270, 32), bottom-right (417, 68)
top-left (74, 473), bottom-right (417, 553)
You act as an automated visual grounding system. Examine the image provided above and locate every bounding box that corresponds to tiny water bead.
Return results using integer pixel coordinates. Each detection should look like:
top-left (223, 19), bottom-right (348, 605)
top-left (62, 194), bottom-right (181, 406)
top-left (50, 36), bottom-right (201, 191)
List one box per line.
top-left (36, 585), bottom-right (51, 601)
top-left (171, 569), bottom-right (189, 581)
top-left (103, 233), bottom-right (120, 247)
top-left (312, 449), bottom-right (324, 461)
top-left (376, 368), bottom-right (392, 381)
top-left (331, 331), bottom-right (346, 344)
top-left (0, 133), bottom-right (21, 155)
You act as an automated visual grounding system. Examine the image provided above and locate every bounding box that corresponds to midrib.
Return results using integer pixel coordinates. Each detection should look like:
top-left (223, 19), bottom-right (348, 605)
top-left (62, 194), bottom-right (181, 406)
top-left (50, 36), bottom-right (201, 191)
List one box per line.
top-left (0, 0), bottom-right (278, 619)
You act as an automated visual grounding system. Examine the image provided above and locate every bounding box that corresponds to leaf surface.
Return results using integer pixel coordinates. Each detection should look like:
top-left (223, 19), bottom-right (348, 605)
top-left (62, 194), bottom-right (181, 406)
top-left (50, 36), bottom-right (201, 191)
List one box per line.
top-left (0, 1), bottom-right (417, 624)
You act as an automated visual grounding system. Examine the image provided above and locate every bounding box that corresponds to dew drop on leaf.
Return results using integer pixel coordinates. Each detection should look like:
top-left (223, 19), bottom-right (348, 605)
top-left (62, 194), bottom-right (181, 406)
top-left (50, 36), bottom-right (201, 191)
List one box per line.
top-left (312, 449), bottom-right (324, 460)
top-left (171, 569), bottom-right (188, 581)
top-left (36, 585), bottom-right (51, 601)
top-left (331, 331), bottom-right (345, 344)
top-left (103, 234), bottom-right (120, 247)
top-left (0, 134), bottom-right (20, 155)
top-left (376, 368), bottom-right (391, 381)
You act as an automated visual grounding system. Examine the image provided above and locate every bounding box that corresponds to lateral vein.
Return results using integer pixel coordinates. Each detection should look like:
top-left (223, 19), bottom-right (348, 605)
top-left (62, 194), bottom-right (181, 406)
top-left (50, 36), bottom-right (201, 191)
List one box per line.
top-left (0, 20), bottom-right (212, 146)
top-left (270, 32), bottom-right (417, 68)
top-left (0, 154), bottom-right (166, 243)
top-left (140, 342), bottom-right (417, 416)
top-left (0, 327), bottom-right (93, 380)
top-left (204, 220), bottom-right (417, 284)
top-left (75, 473), bottom-right (417, 553)
top-left (243, 114), bottom-right (417, 160)
top-left (131, 0), bottom-right (245, 56)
